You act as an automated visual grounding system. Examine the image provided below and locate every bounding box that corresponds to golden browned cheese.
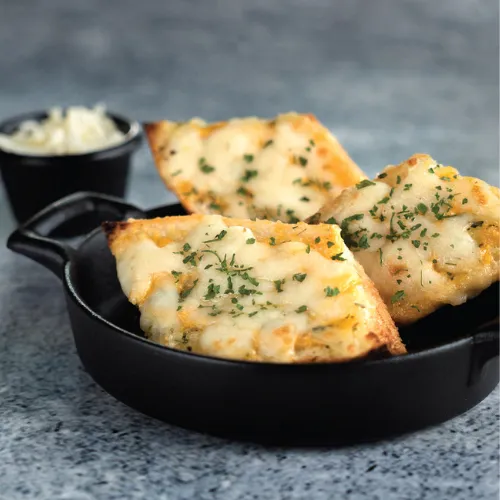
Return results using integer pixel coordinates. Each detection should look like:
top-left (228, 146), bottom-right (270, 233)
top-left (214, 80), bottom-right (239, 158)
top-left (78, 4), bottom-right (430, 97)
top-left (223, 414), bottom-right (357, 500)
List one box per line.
top-left (144, 112), bottom-right (365, 222)
top-left (104, 214), bottom-right (405, 362)
top-left (309, 153), bottom-right (500, 324)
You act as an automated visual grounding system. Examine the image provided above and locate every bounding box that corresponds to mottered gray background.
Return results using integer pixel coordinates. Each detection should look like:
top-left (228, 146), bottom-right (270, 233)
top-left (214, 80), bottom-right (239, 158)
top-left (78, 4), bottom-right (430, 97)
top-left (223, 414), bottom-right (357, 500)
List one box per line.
top-left (0, 0), bottom-right (498, 222)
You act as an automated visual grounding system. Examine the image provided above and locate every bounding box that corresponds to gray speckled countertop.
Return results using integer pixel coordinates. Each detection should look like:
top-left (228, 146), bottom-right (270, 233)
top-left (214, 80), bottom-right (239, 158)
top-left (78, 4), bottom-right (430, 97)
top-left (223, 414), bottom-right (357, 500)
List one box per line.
top-left (0, 1), bottom-right (498, 499)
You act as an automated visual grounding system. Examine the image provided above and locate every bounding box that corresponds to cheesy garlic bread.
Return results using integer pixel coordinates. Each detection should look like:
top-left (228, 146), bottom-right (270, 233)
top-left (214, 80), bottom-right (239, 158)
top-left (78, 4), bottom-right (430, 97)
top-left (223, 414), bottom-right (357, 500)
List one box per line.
top-left (104, 214), bottom-right (405, 362)
top-left (309, 154), bottom-right (500, 324)
top-left (145, 113), bottom-right (365, 222)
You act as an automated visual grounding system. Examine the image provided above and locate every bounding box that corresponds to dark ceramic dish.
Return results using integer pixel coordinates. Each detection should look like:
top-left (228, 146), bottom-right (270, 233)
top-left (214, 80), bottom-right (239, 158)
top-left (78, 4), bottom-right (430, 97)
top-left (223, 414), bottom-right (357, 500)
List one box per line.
top-left (0, 110), bottom-right (142, 229)
top-left (7, 192), bottom-right (499, 446)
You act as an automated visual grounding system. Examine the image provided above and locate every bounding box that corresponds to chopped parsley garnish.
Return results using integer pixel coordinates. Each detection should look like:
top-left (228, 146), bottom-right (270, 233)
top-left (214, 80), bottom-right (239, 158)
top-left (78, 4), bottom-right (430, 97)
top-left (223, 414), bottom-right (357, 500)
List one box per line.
top-left (324, 286), bottom-right (340, 297)
top-left (358, 234), bottom-right (369, 249)
top-left (298, 156), bottom-right (308, 167)
top-left (377, 172), bottom-right (387, 179)
top-left (241, 169), bottom-right (258, 182)
top-left (241, 272), bottom-right (259, 286)
top-left (378, 248), bottom-right (383, 266)
top-left (209, 202), bottom-right (221, 211)
top-left (243, 154), bottom-right (254, 163)
top-left (263, 139), bottom-right (273, 148)
top-left (286, 209), bottom-right (299, 224)
top-left (462, 198), bottom-right (468, 204)
top-left (269, 237), bottom-right (276, 246)
top-left (171, 270), bottom-right (182, 282)
top-left (340, 214), bottom-right (364, 247)
top-left (391, 290), bottom-right (405, 303)
top-left (182, 252), bottom-right (197, 265)
top-left (356, 180), bottom-right (376, 189)
top-left (274, 279), bottom-right (285, 293)
top-left (171, 169), bottom-right (182, 177)
top-left (204, 283), bottom-right (220, 300)
top-left (428, 167), bottom-right (435, 174)
top-left (180, 279), bottom-right (198, 300)
top-left (300, 196), bottom-right (310, 202)
top-left (325, 217), bottom-right (337, 225)
top-left (225, 276), bottom-right (234, 294)
top-left (378, 196), bottom-right (390, 205)
top-left (183, 243), bottom-right (191, 252)
top-left (246, 238), bottom-right (255, 244)
top-left (237, 186), bottom-right (252, 197)
top-left (404, 183), bottom-right (412, 191)
top-left (314, 237), bottom-right (321, 244)
top-left (305, 244), bottom-right (311, 254)
top-left (199, 164), bottom-right (215, 174)
top-left (293, 273), bottom-right (307, 282)
top-left (331, 252), bottom-right (346, 261)
top-left (238, 284), bottom-right (261, 296)
top-left (327, 241), bottom-right (334, 248)
top-left (342, 213), bottom-right (364, 224)
top-left (312, 325), bottom-right (329, 332)
top-left (412, 240), bottom-right (420, 248)
top-left (416, 203), bottom-right (428, 215)
top-left (203, 230), bottom-right (227, 243)
top-left (295, 305), bottom-right (308, 313)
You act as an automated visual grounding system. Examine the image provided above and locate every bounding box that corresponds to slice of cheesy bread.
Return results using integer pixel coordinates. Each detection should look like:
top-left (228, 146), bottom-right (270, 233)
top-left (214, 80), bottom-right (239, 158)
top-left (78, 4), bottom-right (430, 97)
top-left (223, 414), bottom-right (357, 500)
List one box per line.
top-left (144, 112), bottom-right (365, 223)
top-left (104, 214), bottom-right (405, 363)
top-left (308, 154), bottom-right (500, 325)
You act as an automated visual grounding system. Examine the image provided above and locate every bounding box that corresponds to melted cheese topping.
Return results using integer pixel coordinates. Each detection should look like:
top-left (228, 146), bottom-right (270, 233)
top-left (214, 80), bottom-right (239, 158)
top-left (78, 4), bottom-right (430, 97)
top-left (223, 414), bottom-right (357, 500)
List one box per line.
top-left (145, 113), bottom-right (365, 222)
top-left (312, 154), bottom-right (500, 324)
top-left (108, 215), bottom-right (404, 362)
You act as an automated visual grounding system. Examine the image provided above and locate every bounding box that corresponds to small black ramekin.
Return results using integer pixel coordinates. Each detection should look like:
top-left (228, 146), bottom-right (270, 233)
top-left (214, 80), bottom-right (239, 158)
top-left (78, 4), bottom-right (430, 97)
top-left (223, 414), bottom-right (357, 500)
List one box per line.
top-left (0, 110), bottom-right (142, 225)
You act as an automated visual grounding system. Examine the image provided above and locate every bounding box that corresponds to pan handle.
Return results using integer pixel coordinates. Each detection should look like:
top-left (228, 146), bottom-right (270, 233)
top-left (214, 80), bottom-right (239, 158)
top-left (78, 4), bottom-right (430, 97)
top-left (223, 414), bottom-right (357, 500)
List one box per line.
top-left (6, 191), bottom-right (145, 280)
top-left (469, 317), bottom-right (499, 385)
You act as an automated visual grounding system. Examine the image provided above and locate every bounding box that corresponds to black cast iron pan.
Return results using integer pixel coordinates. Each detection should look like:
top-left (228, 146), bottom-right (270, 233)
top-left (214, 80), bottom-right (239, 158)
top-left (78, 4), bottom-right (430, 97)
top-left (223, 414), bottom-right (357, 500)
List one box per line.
top-left (7, 191), bottom-right (499, 446)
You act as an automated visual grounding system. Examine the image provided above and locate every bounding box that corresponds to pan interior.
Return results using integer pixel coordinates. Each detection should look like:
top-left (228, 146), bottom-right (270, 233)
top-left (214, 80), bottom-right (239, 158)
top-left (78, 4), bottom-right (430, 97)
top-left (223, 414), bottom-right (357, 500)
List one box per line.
top-left (71, 230), bottom-right (145, 337)
top-left (69, 206), bottom-right (499, 355)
